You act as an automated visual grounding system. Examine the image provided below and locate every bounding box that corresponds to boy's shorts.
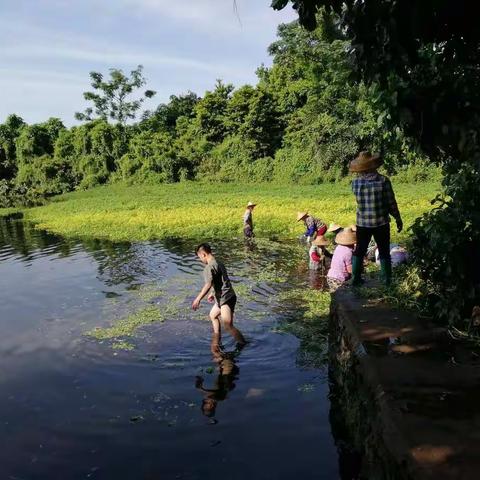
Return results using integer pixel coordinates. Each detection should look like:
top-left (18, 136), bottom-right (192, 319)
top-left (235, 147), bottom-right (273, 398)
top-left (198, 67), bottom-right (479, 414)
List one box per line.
top-left (218, 295), bottom-right (237, 314)
top-left (244, 226), bottom-right (254, 238)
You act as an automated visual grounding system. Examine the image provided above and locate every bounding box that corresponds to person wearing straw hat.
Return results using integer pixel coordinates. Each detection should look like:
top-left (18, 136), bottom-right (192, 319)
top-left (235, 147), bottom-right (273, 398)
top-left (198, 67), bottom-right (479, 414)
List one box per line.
top-left (349, 151), bottom-right (403, 286)
top-left (243, 201), bottom-right (257, 238)
top-left (327, 227), bottom-right (356, 291)
top-left (297, 211), bottom-right (327, 242)
top-left (327, 223), bottom-right (343, 235)
top-left (308, 235), bottom-right (331, 271)
top-left (327, 223), bottom-right (343, 245)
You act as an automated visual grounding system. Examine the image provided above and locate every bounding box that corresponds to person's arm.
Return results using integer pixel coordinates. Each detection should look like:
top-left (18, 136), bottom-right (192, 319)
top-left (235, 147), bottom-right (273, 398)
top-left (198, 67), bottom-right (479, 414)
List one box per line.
top-left (305, 224), bottom-right (316, 237)
top-left (192, 280), bottom-right (212, 310)
top-left (385, 178), bottom-right (403, 232)
top-left (345, 253), bottom-right (353, 274)
top-left (322, 247), bottom-right (333, 259)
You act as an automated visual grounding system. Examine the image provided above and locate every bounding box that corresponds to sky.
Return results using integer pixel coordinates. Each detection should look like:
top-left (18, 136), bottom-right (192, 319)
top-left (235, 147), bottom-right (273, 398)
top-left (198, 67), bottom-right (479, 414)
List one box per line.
top-left (0, 0), bottom-right (296, 126)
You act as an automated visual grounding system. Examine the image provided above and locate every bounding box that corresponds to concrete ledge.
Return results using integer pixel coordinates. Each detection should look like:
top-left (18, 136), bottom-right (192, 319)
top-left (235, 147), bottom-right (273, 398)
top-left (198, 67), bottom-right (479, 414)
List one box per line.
top-left (329, 286), bottom-right (480, 479)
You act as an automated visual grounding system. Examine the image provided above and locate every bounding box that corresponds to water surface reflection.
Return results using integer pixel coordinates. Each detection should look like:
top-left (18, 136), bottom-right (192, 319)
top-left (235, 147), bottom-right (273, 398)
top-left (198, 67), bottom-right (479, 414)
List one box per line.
top-left (0, 219), bottom-right (346, 479)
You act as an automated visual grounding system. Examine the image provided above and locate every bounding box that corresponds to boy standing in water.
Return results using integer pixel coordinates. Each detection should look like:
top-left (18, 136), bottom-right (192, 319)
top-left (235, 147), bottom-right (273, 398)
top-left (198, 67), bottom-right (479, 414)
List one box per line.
top-left (192, 243), bottom-right (246, 355)
top-left (349, 151), bottom-right (403, 286)
top-left (243, 201), bottom-right (256, 238)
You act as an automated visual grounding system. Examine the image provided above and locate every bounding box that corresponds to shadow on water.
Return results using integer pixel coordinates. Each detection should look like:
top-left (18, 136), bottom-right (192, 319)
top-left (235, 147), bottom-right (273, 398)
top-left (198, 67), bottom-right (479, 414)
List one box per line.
top-left (0, 218), bottom-right (361, 479)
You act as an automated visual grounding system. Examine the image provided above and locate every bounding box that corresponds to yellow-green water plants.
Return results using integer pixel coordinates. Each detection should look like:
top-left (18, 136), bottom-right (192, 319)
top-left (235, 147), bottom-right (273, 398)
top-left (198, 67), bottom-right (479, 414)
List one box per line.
top-left (87, 305), bottom-right (163, 341)
top-left (17, 181), bottom-right (438, 242)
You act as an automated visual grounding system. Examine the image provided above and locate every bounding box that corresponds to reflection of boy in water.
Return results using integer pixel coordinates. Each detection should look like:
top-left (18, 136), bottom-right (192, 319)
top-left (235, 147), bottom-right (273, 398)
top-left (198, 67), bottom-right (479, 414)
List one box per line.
top-left (195, 355), bottom-right (239, 419)
top-left (192, 243), bottom-right (246, 356)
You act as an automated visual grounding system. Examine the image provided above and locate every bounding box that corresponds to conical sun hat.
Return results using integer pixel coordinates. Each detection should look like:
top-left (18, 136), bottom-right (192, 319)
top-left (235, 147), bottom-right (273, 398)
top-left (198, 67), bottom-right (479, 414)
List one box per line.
top-left (297, 211), bottom-right (308, 222)
top-left (327, 223), bottom-right (342, 233)
top-left (246, 201), bottom-right (257, 208)
top-left (349, 151), bottom-right (383, 173)
top-left (335, 227), bottom-right (357, 246)
top-left (312, 235), bottom-right (329, 246)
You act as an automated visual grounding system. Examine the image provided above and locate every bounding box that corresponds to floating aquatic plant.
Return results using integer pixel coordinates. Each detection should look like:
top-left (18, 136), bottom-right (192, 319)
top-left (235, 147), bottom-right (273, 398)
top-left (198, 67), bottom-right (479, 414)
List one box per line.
top-left (87, 305), bottom-right (163, 340)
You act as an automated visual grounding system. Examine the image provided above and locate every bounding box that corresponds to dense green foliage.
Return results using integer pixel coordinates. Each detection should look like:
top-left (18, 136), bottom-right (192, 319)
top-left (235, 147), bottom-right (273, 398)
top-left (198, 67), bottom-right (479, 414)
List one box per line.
top-left (0, 15), bottom-right (434, 210)
top-left (274, 1), bottom-right (480, 326)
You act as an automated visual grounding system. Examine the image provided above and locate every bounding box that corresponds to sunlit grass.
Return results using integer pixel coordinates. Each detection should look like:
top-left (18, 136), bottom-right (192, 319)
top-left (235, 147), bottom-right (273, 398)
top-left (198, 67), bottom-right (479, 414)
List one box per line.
top-left (17, 180), bottom-right (440, 242)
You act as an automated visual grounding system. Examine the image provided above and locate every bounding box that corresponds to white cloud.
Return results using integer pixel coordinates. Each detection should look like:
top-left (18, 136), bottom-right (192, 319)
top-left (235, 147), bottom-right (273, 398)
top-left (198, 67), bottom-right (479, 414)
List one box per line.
top-left (0, 0), bottom-right (296, 124)
top-left (3, 43), bottom-right (251, 78)
top-left (122, 0), bottom-right (295, 35)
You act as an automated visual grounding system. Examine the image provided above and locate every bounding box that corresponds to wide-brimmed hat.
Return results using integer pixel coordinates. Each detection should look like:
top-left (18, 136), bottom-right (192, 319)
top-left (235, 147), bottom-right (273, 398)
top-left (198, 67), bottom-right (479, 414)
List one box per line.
top-left (312, 235), bottom-right (329, 246)
top-left (327, 223), bottom-right (342, 233)
top-left (335, 227), bottom-right (356, 246)
top-left (246, 201), bottom-right (257, 208)
top-left (297, 211), bottom-right (308, 222)
top-left (349, 151), bottom-right (383, 173)
top-left (349, 224), bottom-right (357, 232)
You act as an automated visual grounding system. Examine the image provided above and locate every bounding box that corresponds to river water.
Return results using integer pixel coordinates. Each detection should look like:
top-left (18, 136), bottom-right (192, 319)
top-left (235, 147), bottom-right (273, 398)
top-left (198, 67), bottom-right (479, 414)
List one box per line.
top-left (0, 219), bottom-right (351, 480)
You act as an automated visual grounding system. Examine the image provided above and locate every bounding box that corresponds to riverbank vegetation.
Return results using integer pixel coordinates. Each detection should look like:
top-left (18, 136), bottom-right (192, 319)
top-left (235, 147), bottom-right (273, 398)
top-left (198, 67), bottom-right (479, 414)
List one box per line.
top-left (2, 2), bottom-right (478, 330)
top-left (0, 16), bottom-right (439, 211)
top-left (10, 180), bottom-right (439, 242)
top-left (272, 1), bottom-right (480, 329)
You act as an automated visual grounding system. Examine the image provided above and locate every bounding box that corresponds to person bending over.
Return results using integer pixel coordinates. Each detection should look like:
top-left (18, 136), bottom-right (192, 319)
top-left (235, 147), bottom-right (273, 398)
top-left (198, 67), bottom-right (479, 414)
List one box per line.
top-left (297, 211), bottom-right (327, 242)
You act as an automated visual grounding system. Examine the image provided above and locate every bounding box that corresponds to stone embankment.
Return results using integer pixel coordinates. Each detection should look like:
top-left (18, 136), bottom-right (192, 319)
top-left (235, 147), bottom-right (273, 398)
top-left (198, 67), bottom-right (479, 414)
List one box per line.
top-left (329, 287), bottom-right (480, 479)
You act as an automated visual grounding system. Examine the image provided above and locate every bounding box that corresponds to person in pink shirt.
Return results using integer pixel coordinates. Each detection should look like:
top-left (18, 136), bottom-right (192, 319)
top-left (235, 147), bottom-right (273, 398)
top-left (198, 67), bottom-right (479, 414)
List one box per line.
top-left (327, 228), bottom-right (357, 291)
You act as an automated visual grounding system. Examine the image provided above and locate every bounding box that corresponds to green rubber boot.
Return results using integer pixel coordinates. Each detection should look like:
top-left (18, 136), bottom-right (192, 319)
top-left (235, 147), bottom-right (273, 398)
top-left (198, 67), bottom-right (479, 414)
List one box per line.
top-left (380, 258), bottom-right (392, 286)
top-left (351, 255), bottom-right (363, 286)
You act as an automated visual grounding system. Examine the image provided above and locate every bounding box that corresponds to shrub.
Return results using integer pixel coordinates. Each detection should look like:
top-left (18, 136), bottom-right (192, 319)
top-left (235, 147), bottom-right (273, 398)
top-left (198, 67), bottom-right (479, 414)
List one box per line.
top-left (410, 163), bottom-right (480, 326)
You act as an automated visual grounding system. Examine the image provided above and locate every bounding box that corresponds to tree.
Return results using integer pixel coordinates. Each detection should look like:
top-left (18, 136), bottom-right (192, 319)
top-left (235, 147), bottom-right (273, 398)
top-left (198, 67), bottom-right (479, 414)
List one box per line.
top-left (0, 114), bottom-right (26, 179)
top-left (272, 1), bottom-right (480, 162)
top-left (75, 65), bottom-right (156, 125)
top-left (141, 91), bottom-right (200, 133)
top-left (15, 118), bottom-right (65, 164)
top-left (273, 0), bottom-right (480, 326)
top-left (194, 80), bottom-right (234, 143)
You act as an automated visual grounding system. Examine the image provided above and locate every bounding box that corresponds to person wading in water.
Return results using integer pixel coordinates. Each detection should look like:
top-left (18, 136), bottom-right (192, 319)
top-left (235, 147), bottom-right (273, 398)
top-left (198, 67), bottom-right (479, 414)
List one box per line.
top-left (192, 243), bottom-right (246, 357)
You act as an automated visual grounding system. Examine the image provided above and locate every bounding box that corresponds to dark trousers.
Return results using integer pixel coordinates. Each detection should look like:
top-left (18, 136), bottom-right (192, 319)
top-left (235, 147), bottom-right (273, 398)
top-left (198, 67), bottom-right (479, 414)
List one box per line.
top-left (354, 224), bottom-right (391, 261)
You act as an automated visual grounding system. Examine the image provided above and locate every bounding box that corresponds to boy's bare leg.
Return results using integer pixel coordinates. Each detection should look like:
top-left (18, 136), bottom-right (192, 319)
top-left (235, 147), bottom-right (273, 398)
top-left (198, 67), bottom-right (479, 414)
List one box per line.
top-left (209, 304), bottom-right (222, 357)
top-left (220, 304), bottom-right (246, 345)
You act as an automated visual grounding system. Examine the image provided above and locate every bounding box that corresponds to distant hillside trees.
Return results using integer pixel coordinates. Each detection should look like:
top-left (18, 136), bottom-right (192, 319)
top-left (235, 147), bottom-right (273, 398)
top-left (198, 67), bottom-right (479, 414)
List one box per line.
top-left (0, 15), bottom-right (431, 208)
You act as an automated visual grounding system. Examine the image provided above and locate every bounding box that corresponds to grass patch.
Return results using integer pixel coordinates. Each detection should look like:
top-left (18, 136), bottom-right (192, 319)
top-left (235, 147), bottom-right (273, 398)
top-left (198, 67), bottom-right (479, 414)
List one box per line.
top-left (277, 288), bottom-right (331, 320)
top-left (356, 265), bottom-right (433, 316)
top-left (87, 305), bottom-right (163, 340)
top-left (112, 340), bottom-right (135, 351)
top-left (18, 181), bottom-right (439, 242)
top-left (274, 288), bottom-right (332, 368)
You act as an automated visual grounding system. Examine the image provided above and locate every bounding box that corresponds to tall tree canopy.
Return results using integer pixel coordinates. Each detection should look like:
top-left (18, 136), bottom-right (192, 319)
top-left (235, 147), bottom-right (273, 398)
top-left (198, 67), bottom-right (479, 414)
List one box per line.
top-left (75, 65), bottom-right (156, 125)
top-left (273, 0), bottom-right (480, 325)
top-left (272, 0), bottom-right (480, 162)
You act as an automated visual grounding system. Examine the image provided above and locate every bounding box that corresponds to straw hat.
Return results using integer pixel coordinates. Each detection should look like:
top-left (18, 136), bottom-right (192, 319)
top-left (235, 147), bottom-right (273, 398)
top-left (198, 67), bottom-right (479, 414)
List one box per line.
top-left (246, 201), bottom-right (257, 208)
top-left (312, 235), bottom-right (329, 246)
top-left (297, 211), bottom-right (308, 222)
top-left (349, 151), bottom-right (383, 173)
top-left (349, 224), bottom-right (357, 232)
top-left (327, 223), bottom-right (342, 233)
top-left (335, 227), bottom-right (356, 246)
